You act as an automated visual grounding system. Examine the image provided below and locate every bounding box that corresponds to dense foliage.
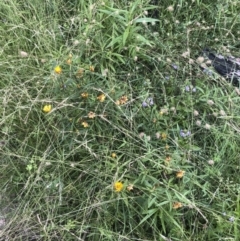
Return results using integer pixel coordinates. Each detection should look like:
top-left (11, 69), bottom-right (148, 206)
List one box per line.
top-left (0, 0), bottom-right (240, 240)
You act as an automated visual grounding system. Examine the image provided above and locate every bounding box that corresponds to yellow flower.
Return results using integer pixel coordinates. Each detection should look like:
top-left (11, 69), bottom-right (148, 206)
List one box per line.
top-left (42, 105), bottom-right (52, 113)
top-left (176, 170), bottom-right (185, 178)
top-left (82, 121), bottom-right (89, 128)
top-left (81, 92), bottom-right (89, 98)
top-left (119, 95), bottom-right (128, 105)
top-left (161, 133), bottom-right (167, 140)
top-left (88, 111), bottom-right (96, 119)
top-left (173, 202), bottom-right (183, 209)
top-left (111, 153), bottom-right (116, 158)
top-left (89, 66), bottom-right (94, 72)
top-left (127, 184), bottom-right (134, 191)
top-left (97, 94), bottom-right (106, 102)
top-left (114, 181), bottom-right (123, 192)
top-left (76, 68), bottom-right (84, 78)
top-left (54, 66), bottom-right (62, 74)
top-left (165, 145), bottom-right (169, 150)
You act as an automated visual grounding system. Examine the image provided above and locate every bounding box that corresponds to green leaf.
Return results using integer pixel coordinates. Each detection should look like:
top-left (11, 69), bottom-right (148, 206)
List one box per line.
top-left (134, 18), bottom-right (159, 23)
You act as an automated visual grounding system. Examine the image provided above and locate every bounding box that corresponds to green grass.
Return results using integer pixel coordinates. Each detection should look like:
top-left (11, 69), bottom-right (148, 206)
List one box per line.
top-left (1, 0), bottom-right (240, 240)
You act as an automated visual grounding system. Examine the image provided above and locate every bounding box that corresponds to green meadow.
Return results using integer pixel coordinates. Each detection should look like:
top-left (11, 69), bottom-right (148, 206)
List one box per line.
top-left (0, 0), bottom-right (240, 240)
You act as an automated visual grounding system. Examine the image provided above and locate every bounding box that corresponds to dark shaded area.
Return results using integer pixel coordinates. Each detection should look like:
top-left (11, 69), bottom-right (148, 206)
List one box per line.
top-left (203, 48), bottom-right (240, 86)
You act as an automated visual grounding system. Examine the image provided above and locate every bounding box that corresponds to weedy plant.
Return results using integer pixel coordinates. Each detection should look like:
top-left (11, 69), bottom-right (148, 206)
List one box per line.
top-left (0, 0), bottom-right (240, 240)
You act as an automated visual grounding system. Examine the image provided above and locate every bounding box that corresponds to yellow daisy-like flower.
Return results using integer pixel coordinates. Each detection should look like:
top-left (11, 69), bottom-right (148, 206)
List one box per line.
top-left (54, 66), bottom-right (62, 74)
top-left (114, 181), bottom-right (123, 192)
top-left (97, 94), bottom-right (106, 102)
top-left (111, 153), bottom-right (116, 158)
top-left (89, 66), bottom-right (94, 72)
top-left (119, 95), bottom-right (128, 105)
top-left (42, 105), bottom-right (52, 113)
top-left (81, 92), bottom-right (89, 98)
top-left (88, 111), bottom-right (96, 119)
top-left (173, 202), bottom-right (183, 209)
top-left (82, 121), bottom-right (89, 128)
top-left (176, 170), bottom-right (185, 178)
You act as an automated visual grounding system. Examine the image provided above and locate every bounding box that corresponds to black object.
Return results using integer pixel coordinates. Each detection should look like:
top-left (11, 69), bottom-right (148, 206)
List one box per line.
top-left (203, 48), bottom-right (240, 86)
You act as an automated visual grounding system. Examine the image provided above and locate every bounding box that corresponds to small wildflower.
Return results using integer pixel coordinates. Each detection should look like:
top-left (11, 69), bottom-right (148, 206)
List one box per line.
top-left (208, 160), bottom-right (214, 165)
top-left (88, 111), bottom-right (96, 119)
top-left (97, 93), bottom-right (106, 102)
top-left (73, 40), bottom-right (80, 46)
top-left (89, 66), bottom-right (94, 72)
top-left (119, 95), bottom-right (128, 105)
top-left (54, 66), bottom-right (62, 74)
top-left (161, 133), bottom-right (167, 140)
top-left (173, 202), bottom-right (183, 209)
top-left (176, 170), bottom-right (185, 178)
top-left (76, 68), bottom-right (84, 78)
top-left (142, 97), bottom-right (154, 107)
top-left (102, 68), bottom-right (108, 77)
top-left (156, 132), bottom-right (160, 139)
top-left (142, 101), bottom-right (148, 107)
top-left (127, 184), bottom-right (134, 191)
top-left (180, 130), bottom-right (191, 137)
top-left (189, 58), bottom-right (194, 64)
top-left (115, 100), bottom-right (121, 105)
top-left (182, 51), bottom-right (190, 58)
top-left (167, 5), bottom-right (174, 12)
top-left (219, 110), bottom-right (226, 116)
top-left (165, 156), bottom-right (171, 162)
top-left (81, 92), bottom-right (89, 98)
top-left (185, 86), bottom-right (190, 92)
top-left (134, 56), bottom-right (138, 61)
top-left (196, 120), bottom-right (201, 126)
top-left (229, 216), bottom-right (235, 222)
top-left (193, 110), bottom-right (199, 116)
top-left (19, 50), bottom-right (28, 58)
top-left (192, 87), bottom-right (196, 92)
top-left (42, 105), bottom-right (52, 113)
top-left (170, 107), bottom-right (176, 113)
top-left (165, 145), bottom-right (169, 150)
top-left (204, 123), bottom-right (211, 130)
top-left (139, 132), bottom-right (145, 138)
top-left (66, 59), bottom-right (72, 65)
top-left (171, 64), bottom-right (178, 70)
top-left (111, 153), bottom-right (116, 158)
top-left (207, 100), bottom-right (214, 106)
top-left (196, 56), bottom-right (205, 64)
top-left (114, 181), bottom-right (123, 192)
top-left (81, 121), bottom-right (89, 128)
top-left (160, 108), bottom-right (168, 115)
